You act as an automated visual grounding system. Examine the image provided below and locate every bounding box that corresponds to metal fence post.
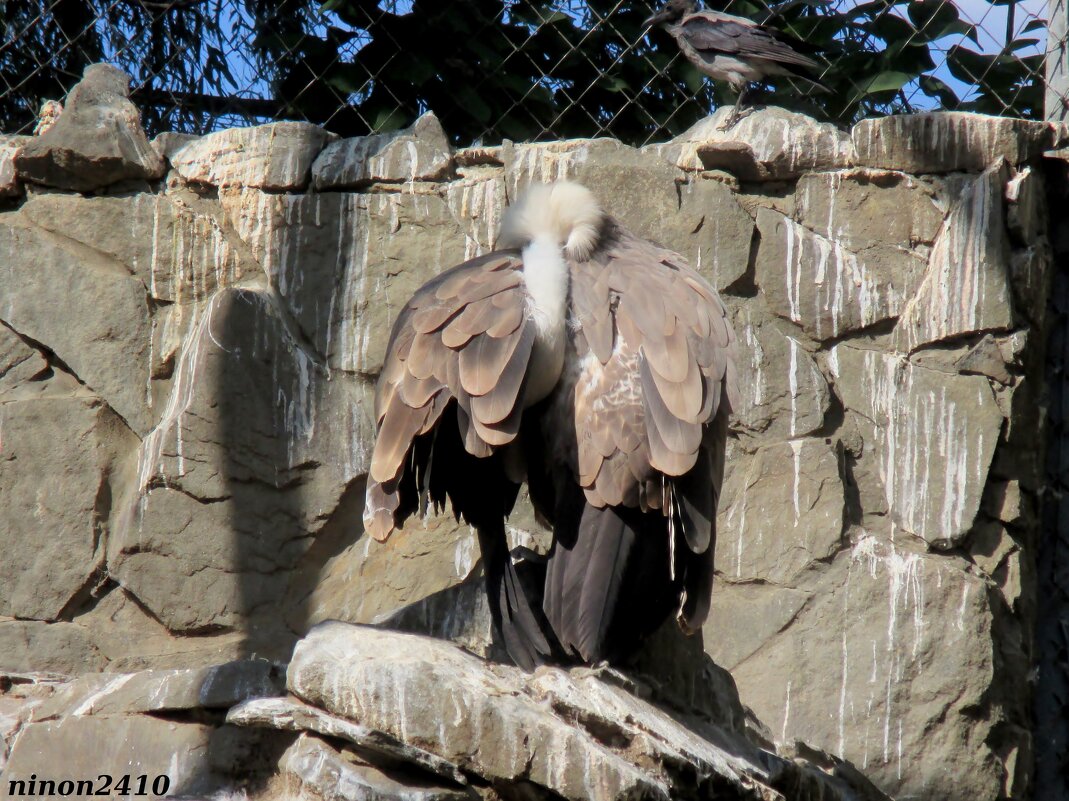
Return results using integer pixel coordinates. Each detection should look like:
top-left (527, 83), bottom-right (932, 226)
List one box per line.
top-left (1047, 0), bottom-right (1069, 120)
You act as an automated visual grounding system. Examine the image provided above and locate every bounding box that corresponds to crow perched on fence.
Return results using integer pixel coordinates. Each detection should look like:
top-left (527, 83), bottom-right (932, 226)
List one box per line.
top-left (644, 0), bottom-right (827, 128)
top-left (364, 182), bottom-right (737, 670)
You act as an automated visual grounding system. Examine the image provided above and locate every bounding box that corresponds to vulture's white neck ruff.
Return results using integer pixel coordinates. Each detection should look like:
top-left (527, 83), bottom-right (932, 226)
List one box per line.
top-left (523, 234), bottom-right (570, 339)
top-left (498, 181), bottom-right (604, 405)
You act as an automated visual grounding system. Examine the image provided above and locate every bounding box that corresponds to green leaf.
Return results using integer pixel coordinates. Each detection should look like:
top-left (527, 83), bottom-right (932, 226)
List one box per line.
top-left (864, 14), bottom-right (918, 43)
top-left (600, 75), bottom-right (630, 93)
top-left (371, 107), bottom-right (408, 133)
top-left (325, 65), bottom-right (369, 95)
top-left (907, 0), bottom-right (959, 36)
top-left (919, 74), bottom-right (961, 107)
top-left (455, 85), bottom-right (493, 124)
top-left (538, 11), bottom-right (572, 26)
top-left (863, 70), bottom-right (913, 94)
top-left (1007, 37), bottom-right (1042, 52)
top-left (934, 20), bottom-right (978, 42)
top-left (946, 45), bottom-right (995, 83)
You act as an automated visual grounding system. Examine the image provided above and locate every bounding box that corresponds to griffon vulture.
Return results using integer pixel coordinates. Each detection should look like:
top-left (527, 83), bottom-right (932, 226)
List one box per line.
top-left (644, 0), bottom-right (827, 128)
top-left (364, 181), bottom-right (737, 669)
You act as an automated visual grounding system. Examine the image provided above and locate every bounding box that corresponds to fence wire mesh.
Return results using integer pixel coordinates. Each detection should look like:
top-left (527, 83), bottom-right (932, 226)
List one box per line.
top-left (1, 0), bottom-right (1066, 146)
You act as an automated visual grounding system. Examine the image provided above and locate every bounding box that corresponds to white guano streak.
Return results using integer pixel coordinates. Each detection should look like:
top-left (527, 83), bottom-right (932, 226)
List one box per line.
top-left (780, 216), bottom-right (888, 339)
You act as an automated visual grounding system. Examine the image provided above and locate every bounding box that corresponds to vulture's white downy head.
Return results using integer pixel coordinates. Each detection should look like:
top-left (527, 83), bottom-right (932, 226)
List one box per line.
top-left (497, 181), bottom-right (604, 261)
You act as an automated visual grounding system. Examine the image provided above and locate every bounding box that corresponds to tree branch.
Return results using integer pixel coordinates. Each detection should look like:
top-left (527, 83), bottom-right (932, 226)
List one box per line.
top-left (131, 86), bottom-right (288, 118)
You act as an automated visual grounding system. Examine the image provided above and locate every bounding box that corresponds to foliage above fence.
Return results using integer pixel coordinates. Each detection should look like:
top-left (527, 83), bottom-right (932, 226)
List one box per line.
top-left (0, 0), bottom-right (1058, 145)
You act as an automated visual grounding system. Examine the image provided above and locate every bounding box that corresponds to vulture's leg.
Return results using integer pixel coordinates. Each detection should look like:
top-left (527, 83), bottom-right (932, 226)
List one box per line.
top-left (476, 519), bottom-right (558, 670)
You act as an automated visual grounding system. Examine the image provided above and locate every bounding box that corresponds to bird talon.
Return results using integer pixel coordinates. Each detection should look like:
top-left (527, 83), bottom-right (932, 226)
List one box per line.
top-left (717, 114), bottom-right (739, 131)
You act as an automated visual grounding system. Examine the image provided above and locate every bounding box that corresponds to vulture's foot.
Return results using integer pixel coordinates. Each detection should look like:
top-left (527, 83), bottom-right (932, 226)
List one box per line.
top-left (570, 663), bottom-right (653, 698)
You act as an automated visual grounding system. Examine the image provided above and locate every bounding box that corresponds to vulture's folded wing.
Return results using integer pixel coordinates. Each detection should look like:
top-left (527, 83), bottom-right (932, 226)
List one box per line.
top-left (570, 233), bottom-right (738, 551)
top-left (681, 12), bottom-right (820, 71)
top-left (364, 251), bottom-right (534, 542)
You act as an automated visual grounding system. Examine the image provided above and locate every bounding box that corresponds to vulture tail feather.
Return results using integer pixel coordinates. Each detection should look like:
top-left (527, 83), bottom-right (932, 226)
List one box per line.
top-left (476, 521), bottom-right (559, 670)
top-left (573, 505), bottom-right (637, 663)
top-left (545, 501), bottom-right (680, 664)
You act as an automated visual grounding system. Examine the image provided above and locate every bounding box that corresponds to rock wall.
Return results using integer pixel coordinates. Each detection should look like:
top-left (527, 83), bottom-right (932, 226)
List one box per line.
top-left (1, 65), bottom-right (1064, 800)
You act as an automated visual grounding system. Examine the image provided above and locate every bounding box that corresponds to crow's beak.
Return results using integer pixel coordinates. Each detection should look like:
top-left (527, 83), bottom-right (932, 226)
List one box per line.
top-left (642, 9), bottom-right (671, 28)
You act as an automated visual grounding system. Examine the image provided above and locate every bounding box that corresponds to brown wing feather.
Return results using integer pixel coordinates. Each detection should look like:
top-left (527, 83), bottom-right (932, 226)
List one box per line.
top-left (640, 357), bottom-right (703, 455)
top-left (365, 251), bottom-right (534, 541)
top-left (572, 271), bottom-right (614, 363)
top-left (569, 225), bottom-right (737, 520)
top-left (459, 329), bottom-right (528, 397)
top-left (365, 480), bottom-right (401, 542)
top-left (487, 294), bottom-right (524, 337)
top-left (470, 324), bottom-right (536, 425)
top-left (640, 323), bottom-right (690, 383)
top-left (646, 348), bottom-right (704, 422)
top-left (398, 370), bottom-right (445, 409)
top-left (411, 302), bottom-right (462, 335)
top-left (405, 333), bottom-right (442, 381)
top-left (369, 392), bottom-right (436, 483)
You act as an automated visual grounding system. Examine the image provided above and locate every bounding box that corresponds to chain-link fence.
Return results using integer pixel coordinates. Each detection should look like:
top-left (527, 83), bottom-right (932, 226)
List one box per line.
top-left (1, 0), bottom-right (1066, 146)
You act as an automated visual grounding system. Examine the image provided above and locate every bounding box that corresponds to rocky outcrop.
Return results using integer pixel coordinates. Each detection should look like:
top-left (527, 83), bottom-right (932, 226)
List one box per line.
top-left (312, 112), bottom-right (455, 189)
top-left (651, 107), bottom-right (857, 178)
top-left (0, 661), bottom-right (285, 794)
top-left (0, 135), bottom-right (27, 198)
top-left (13, 64), bottom-right (164, 191)
top-left (170, 121), bottom-right (336, 190)
top-left (853, 112), bottom-right (1069, 173)
top-left (0, 65), bottom-right (1056, 801)
top-left (233, 623), bottom-right (890, 801)
top-left (1, 629), bottom-right (888, 801)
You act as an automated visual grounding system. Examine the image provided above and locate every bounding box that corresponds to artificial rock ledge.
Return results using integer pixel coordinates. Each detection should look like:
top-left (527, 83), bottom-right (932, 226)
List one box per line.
top-left (2, 624), bottom-right (889, 801)
top-left (240, 623), bottom-right (898, 800)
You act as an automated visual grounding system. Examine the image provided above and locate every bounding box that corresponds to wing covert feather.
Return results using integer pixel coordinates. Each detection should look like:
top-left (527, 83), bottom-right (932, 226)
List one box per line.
top-left (569, 228), bottom-right (737, 516)
top-left (367, 251), bottom-right (533, 536)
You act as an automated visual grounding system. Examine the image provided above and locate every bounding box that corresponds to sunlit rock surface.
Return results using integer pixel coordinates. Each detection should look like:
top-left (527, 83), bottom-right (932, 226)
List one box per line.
top-left (717, 438), bottom-right (845, 583)
top-left (727, 531), bottom-right (1007, 801)
top-left (21, 190), bottom-right (262, 304)
top-left (729, 301), bottom-right (830, 440)
top-left (893, 162), bottom-right (1014, 351)
top-left (5, 716), bottom-right (220, 795)
top-left (277, 732), bottom-right (472, 801)
top-left (0, 135), bottom-right (27, 197)
top-left (109, 288), bottom-right (373, 640)
top-left (754, 206), bottom-right (925, 341)
top-left (13, 64), bottom-right (164, 191)
top-left (852, 112), bottom-right (1069, 173)
top-left (220, 186), bottom-right (470, 375)
top-left (312, 111), bottom-right (455, 189)
top-left (652, 106), bottom-right (856, 178)
top-left (0, 64), bottom-right (1056, 801)
top-left (0, 395), bottom-right (133, 621)
top-left (170, 121), bottom-right (336, 190)
top-left (829, 344), bottom-right (1003, 547)
top-left (232, 622), bottom-right (891, 801)
top-left (0, 214), bottom-right (155, 434)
